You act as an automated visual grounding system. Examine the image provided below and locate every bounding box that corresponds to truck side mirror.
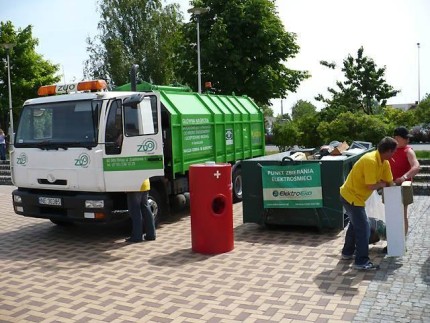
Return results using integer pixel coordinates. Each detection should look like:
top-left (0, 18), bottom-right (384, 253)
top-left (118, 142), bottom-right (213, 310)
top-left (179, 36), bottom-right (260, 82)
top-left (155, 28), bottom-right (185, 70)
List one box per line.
top-left (123, 94), bottom-right (144, 107)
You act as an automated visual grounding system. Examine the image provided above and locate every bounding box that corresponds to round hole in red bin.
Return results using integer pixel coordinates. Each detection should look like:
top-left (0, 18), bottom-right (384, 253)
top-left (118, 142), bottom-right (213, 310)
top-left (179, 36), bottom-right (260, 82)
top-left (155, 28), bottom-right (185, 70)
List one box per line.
top-left (212, 196), bottom-right (225, 215)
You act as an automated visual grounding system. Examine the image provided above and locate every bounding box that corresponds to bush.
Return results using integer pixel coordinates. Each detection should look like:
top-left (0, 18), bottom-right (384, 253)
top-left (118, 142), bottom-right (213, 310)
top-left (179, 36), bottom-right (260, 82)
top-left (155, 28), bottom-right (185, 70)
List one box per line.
top-left (317, 111), bottom-right (389, 145)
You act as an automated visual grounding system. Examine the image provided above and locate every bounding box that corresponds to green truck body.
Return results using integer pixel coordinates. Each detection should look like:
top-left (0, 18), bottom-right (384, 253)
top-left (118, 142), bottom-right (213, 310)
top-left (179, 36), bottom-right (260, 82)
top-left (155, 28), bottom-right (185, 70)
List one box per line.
top-left (115, 83), bottom-right (265, 180)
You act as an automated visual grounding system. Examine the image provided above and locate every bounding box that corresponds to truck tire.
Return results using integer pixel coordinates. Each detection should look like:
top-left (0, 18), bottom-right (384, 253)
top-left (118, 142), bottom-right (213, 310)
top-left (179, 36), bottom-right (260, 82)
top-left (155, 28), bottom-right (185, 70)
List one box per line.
top-left (232, 167), bottom-right (243, 203)
top-left (148, 188), bottom-right (164, 227)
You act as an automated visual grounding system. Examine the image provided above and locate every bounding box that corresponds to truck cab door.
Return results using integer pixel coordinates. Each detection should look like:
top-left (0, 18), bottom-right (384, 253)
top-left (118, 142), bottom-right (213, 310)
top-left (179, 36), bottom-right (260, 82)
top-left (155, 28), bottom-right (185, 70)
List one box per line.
top-left (103, 93), bottom-right (164, 191)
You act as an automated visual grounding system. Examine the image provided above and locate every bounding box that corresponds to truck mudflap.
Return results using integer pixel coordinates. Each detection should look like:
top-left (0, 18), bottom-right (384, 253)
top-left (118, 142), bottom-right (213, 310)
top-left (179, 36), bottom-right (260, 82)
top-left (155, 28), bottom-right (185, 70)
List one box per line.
top-left (11, 189), bottom-right (127, 223)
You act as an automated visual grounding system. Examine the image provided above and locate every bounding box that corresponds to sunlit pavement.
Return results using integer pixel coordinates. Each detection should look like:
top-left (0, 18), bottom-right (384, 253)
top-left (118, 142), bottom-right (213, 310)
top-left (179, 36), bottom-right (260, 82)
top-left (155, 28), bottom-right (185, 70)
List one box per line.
top-left (0, 185), bottom-right (429, 322)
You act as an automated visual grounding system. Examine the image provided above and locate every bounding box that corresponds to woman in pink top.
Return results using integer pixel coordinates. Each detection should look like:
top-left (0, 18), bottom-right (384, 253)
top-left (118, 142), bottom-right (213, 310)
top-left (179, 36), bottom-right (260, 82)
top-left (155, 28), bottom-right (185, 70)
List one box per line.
top-left (389, 127), bottom-right (420, 234)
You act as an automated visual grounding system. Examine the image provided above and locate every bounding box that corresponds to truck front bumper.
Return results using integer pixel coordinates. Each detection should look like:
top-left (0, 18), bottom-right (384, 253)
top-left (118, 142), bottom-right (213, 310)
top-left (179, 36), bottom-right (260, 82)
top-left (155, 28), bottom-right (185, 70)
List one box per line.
top-left (12, 189), bottom-right (127, 223)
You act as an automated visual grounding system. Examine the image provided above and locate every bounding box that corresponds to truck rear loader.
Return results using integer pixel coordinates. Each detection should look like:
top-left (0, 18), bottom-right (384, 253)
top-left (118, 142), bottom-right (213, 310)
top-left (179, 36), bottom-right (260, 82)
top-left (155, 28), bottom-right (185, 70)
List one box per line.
top-left (11, 79), bottom-right (265, 225)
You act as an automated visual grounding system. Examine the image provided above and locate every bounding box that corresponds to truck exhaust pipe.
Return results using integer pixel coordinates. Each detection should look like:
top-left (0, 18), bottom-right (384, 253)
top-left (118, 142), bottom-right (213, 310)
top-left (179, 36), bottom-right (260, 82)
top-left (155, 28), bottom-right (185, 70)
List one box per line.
top-left (130, 64), bottom-right (139, 91)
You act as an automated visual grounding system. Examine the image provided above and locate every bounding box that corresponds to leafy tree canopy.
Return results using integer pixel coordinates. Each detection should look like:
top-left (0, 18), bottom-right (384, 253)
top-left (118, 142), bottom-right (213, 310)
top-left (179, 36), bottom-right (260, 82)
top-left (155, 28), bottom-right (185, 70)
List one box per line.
top-left (291, 100), bottom-right (317, 121)
top-left (272, 118), bottom-right (300, 151)
top-left (317, 47), bottom-right (399, 118)
top-left (84, 0), bottom-right (184, 86)
top-left (413, 93), bottom-right (430, 125)
top-left (381, 106), bottom-right (417, 132)
top-left (178, 0), bottom-right (309, 106)
top-left (317, 111), bottom-right (389, 145)
top-left (0, 21), bottom-right (59, 131)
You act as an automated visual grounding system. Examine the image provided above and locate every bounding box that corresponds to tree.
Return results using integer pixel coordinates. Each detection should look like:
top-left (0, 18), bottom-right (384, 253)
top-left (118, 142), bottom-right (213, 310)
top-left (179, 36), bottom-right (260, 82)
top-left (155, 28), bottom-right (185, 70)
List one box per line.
top-left (261, 104), bottom-right (273, 118)
top-left (381, 106), bottom-right (417, 132)
top-left (317, 47), bottom-right (399, 116)
top-left (84, 0), bottom-right (184, 86)
top-left (317, 111), bottom-right (388, 145)
top-left (272, 118), bottom-right (300, 151)
top-left (285, 100), bottom-right (320, 147)
top-left (291, 100), bottom-right (316, 121)
top-left (178, 0), bottom-right (308, 106)
top-left (0, 21), bottom-right (59, 132)
top-left (413, 93), bottom-right (430, 124)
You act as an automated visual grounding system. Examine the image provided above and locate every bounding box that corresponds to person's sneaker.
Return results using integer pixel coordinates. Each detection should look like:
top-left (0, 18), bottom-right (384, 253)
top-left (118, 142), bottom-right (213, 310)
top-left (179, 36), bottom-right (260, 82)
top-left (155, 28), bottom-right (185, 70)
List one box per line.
top-left (353, 261), bottom-right (380, 270)
top-left (143, 234), bottom-right (156, 241)
top-left (341, 254), bottom-right (354, 260)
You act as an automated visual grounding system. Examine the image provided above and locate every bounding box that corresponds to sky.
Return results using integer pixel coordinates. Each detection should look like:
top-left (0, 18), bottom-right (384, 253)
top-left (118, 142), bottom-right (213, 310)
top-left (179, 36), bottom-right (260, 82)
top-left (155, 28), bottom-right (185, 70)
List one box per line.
top-left (1, 0), bottom-right (429, 116)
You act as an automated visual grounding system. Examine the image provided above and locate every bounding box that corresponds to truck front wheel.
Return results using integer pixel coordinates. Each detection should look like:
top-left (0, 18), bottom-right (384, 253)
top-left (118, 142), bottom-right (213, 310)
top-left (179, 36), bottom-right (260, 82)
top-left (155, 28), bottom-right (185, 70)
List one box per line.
top-left (232, 167), bottom-right (243, 203)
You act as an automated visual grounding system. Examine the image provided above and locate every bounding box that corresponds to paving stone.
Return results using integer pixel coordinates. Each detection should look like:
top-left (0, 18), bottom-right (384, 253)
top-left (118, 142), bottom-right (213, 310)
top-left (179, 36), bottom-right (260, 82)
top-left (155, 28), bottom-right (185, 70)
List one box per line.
top-left (0, 186), bottom-right (429, 322)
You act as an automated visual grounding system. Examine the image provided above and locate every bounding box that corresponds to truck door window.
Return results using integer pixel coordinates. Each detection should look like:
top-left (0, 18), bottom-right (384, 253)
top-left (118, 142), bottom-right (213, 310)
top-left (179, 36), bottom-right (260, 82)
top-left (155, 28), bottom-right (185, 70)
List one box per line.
top-left (105, 99), bottom-right (123, 155)
top-left (124, 96), bottom-right (158, 137)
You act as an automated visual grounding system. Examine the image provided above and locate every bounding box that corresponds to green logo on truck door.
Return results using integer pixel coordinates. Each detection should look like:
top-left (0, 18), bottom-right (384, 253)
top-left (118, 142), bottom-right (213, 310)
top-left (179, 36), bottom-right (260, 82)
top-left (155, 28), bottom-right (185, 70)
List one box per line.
top-left (17, 153), bottom-right (28, 166)
top-left (137, 139), bottom-right (157, 154)
top-left (75, 153), bottom-right (90, 168)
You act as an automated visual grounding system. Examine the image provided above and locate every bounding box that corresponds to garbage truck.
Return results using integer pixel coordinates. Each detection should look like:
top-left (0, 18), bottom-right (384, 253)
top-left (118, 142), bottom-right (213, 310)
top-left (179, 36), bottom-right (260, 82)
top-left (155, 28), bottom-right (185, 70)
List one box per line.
top-left (10, 78), bottom-right (265, 225)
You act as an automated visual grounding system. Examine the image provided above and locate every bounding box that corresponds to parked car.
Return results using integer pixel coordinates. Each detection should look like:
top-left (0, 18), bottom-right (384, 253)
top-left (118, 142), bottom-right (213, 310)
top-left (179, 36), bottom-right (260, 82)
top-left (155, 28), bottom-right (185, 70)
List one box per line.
top-left (265, 128), bottom-right (274, 145)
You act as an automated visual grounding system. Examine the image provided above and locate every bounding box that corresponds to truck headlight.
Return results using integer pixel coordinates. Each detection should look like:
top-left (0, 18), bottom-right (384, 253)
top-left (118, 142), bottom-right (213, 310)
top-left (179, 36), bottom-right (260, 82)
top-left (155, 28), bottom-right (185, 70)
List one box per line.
top-left (85, 200), bottom-right (104, 208)
top-left (13, 195), bottom-right (22, 203)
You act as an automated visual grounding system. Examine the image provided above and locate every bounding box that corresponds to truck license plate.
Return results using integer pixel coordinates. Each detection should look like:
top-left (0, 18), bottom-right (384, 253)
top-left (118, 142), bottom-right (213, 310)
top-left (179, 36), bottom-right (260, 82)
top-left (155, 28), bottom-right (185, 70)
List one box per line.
top-left (38, 197), bottom-right (62, 206)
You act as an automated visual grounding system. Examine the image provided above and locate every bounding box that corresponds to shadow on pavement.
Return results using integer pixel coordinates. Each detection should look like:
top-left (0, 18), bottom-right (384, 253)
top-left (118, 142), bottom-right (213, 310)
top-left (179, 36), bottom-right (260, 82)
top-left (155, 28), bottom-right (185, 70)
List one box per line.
top-left (234, 222), bottom-right (341, 247)
top-left (422, 256), bottom-right (430, 285)
top-left (314, 260), bottom-right (376, 296)
top-left (148, 248), bottom-right (213, 267)
top-left (0, 220), bottom-right (130, 270)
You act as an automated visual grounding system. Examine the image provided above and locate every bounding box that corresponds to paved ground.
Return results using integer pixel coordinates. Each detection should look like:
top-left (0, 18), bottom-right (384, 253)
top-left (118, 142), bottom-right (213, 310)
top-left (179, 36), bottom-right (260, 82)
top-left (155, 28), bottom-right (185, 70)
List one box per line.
top-left (0, 185), bottom-right (428, 323)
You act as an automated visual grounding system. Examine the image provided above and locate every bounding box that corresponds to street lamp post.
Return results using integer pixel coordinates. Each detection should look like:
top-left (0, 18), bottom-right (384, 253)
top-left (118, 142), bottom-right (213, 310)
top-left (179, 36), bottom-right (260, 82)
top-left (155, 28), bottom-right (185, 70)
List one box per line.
top-left (417, 42), bottom-right (421, 104)
top-left (188, 7), bottom-right (209, 93)
top-left (2, 43), bottom-right (15, 142)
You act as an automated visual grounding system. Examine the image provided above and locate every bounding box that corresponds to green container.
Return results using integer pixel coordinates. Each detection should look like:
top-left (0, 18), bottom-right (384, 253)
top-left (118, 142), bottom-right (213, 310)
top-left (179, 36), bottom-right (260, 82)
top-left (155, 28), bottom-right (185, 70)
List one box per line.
top-left (242, 150), bottom-right (371, 230)
top-left (115, 83), bottom-right (265, 179)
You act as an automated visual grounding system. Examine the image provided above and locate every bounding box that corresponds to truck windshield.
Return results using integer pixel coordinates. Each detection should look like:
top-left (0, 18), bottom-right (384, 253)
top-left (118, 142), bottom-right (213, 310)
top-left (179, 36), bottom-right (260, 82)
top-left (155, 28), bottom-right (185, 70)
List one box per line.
top-left (15, 100), bottom-right (101, 149)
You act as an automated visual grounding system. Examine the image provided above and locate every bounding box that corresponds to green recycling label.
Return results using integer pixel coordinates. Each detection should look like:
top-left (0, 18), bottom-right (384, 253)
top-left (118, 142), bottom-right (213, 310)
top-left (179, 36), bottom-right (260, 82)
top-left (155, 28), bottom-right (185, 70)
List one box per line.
top-left (261, 164), bottom-right (322, 208)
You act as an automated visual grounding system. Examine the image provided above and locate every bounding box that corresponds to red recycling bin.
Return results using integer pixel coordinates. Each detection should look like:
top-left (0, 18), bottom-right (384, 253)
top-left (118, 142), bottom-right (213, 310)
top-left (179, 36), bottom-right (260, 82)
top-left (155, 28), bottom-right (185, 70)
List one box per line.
top-left (189, 162), bottom-right (234, 254)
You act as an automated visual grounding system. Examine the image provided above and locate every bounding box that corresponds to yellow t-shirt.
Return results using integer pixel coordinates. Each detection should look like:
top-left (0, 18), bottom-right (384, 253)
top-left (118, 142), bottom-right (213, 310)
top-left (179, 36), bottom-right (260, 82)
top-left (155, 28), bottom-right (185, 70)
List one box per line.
top-left (140, 179), bottom-right (150, 192)
top-left (340, 150), bottom-right (393, 206)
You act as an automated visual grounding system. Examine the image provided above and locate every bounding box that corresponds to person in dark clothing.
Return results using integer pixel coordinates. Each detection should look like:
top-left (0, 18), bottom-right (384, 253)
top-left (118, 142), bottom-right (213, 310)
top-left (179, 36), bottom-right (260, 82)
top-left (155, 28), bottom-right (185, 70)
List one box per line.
top-left (126, 179), bottom-right (156, 243)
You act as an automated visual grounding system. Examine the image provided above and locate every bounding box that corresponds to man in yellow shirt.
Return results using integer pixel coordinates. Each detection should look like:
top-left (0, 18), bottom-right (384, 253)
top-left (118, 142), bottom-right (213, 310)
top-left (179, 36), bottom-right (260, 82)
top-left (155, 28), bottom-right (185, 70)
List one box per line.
top-left (126, 179), bottom-right (156, 243)
top-left (340, 137), bottom-right (397, 270)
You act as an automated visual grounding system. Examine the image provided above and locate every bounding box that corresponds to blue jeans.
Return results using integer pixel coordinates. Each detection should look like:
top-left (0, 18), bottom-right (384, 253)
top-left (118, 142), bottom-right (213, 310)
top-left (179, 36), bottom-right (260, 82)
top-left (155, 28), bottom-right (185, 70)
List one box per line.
top-left (341, 196), bottom-right (370, 266)
top-left (127, 191), bottom-right (156, 240)
top-left (0, 144), bottom-right (6, 161)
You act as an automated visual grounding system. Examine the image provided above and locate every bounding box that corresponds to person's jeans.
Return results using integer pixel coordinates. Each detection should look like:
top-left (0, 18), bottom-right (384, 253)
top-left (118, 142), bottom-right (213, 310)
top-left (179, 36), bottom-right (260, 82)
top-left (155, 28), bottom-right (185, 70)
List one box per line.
top-left (0, 144), bottom-right (6, 161)
top-left (127, 191), bottom-right (156, 240)
top-left (341, 196), bottom-right (370, 266)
